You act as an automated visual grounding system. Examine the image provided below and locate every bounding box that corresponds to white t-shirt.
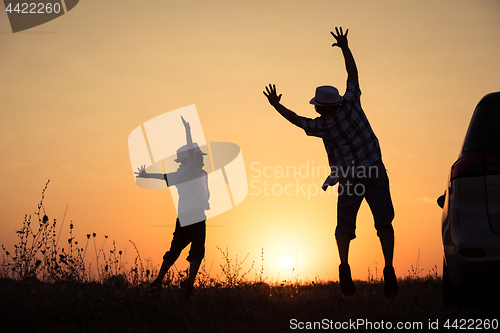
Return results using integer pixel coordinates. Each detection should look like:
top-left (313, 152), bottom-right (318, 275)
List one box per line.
top-left (166, 162), bottom-right (210, 220)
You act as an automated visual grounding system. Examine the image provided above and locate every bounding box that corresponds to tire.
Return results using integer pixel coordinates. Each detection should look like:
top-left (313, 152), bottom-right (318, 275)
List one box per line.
top-left (443, 259), bottom-right (457, 306)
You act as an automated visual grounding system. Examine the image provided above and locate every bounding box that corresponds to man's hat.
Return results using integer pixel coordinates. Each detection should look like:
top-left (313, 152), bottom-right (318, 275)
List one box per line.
top-left (175, 143), bottom-right (207, 162)
top-left (309, 86), bottom-right (343, 106)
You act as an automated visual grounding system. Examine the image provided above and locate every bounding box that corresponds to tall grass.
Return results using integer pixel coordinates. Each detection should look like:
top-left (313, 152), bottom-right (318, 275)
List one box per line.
top-left (216, 246), bottom-right (254, 287)
top-left (0, 181), bottom-right (145, 285)
top-left (1, 181), bottom-right (89, 282)
top-left (1, 183), bottom-right (258, 288)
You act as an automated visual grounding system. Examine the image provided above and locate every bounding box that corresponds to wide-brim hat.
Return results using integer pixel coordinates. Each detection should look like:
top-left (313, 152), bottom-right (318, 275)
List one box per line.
top-left (174, 143), bottom-right (207, 162)
top-left (309, 85), bottom-right (343, 106)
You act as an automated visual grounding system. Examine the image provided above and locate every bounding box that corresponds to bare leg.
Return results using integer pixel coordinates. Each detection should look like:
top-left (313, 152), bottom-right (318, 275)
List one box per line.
top-left (378, 227), bottom-right (394, 268)
top-left (178, 260), bottom-right (201, 297)
top-left (155, 258), bottom-right (173, 284)
top-left (336, 234), bottom-right (355, 296)
top-left (188, 260), bottom-right (201, 285)
top-left (378, 226), bottom-right (398, 298)
top-left (336, 234), bottom-right (352, 264)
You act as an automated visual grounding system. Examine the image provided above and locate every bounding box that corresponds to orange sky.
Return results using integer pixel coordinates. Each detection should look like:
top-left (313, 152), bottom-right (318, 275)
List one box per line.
top-left (1, 0), bottom-right (500, 282)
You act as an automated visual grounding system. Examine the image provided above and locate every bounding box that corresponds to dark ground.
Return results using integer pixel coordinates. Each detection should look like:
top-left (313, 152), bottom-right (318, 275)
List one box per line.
top-left (1, 277), bottom-right (499, 333)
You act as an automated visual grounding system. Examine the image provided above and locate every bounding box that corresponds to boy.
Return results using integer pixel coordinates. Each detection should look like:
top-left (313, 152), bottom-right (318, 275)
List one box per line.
top-left (135, 116), bottom-right (209, 295)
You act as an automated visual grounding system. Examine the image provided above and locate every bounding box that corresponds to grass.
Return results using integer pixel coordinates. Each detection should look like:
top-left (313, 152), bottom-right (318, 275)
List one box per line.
top-left (1, 275), bottom-right (497, 332)
top-left (1, 182), bottom-right (499, 332)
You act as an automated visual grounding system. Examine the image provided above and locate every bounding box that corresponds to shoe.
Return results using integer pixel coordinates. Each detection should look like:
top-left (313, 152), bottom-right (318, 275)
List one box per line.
top-left (383, 266), bottom-right (398, 298)
top-left (339, 263), bottom-right (355, 296)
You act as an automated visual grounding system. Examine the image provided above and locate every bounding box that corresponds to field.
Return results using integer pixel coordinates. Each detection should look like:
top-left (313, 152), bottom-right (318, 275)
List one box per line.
top-left (1, 184), bottom-right (499, 332)
top-left (1, 275), bottom-right (499, 332)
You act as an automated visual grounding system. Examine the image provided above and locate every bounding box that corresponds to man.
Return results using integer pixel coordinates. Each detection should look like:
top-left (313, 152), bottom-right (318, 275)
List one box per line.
top-left (263, 27), bottom-right (397, 298)
top-left (135, 116), bottom-right (209, 296)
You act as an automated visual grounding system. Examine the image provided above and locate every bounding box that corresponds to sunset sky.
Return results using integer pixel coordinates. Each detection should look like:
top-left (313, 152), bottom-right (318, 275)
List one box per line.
top-left (1, 0), bottom-right (499, 282)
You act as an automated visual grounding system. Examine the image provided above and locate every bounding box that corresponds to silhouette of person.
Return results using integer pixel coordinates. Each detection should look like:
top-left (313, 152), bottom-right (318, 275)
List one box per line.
top-left (263, 27), bottom-right (397, 298)
top-left (135, 116), bottom-right (210, 295)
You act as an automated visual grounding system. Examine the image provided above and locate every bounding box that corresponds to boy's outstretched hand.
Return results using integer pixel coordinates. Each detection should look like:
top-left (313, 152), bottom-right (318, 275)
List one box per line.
top-left (263, 84), bottom-right (282, 106)
top-left (134, 165), bottom-right (147, 178)
top-left (331, 26), bottom-right (349, 49)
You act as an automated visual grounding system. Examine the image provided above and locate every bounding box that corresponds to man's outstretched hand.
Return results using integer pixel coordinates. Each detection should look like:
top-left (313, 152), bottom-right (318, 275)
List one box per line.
top-left (331, 27), bottom-right (349, 49)
top-left (263, 84), bottom-right (282, 106)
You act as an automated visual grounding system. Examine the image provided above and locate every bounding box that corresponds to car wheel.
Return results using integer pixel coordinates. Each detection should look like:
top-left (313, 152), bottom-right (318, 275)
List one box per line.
top-left (443, 259), bottom-right (457, 306)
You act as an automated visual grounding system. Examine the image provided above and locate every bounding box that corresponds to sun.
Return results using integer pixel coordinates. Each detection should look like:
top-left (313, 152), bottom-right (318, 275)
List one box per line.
top-left (279, 255), bottom-right (293, 269)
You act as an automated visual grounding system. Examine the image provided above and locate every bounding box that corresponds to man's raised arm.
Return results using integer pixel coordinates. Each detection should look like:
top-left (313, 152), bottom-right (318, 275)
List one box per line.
top-left (263, 84), bottom-right (303, 127)
top-left (331, 27), bottom-right (358, 85)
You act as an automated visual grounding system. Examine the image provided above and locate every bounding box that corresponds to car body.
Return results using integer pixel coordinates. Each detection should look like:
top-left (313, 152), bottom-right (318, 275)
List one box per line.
top-left (438, 91), bottom-right (500, 302)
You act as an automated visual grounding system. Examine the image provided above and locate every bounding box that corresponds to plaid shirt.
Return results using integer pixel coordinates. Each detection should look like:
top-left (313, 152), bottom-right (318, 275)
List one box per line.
top-left (300, 79), bottom-right (382, 188)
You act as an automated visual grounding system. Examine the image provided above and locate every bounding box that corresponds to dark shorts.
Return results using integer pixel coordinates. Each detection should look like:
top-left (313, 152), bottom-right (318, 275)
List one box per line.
top-left (335, 159), bottom-right (395, 240)
top-left (163, 218), bottom-right (206, 263)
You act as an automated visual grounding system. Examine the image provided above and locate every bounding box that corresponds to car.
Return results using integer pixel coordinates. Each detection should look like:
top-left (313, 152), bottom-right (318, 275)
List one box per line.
top-left (437, 91), bottom-right (500, 304)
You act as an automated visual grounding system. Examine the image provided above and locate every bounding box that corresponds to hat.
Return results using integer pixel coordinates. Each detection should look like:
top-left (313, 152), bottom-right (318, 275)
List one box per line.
top-left (174, 143), bottom-right (207, 162)
top-left (309, 86), bottom-right (343, 106)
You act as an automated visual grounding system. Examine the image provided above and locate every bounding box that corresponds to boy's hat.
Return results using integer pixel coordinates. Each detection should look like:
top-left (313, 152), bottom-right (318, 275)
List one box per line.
top-left (309, 86), bottom-right (343, 106)
top-left (175, 143), bottom-right (207, 162)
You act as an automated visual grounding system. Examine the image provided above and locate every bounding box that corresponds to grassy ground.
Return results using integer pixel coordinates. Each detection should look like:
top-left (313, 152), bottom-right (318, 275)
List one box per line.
top-left (1, 184), bottom-right (499, 332)
top-left (1, 276), bottom-right (499, 333)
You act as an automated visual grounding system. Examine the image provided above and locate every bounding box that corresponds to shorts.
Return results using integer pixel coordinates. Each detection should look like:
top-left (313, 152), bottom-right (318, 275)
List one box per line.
top-left (163, 218), bottom-right (206, 263)
top-left (335, 159), bottom-right (395, 240)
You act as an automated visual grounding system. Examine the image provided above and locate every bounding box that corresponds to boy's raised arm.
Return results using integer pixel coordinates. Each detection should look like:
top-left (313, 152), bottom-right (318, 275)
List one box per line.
top-left (181, 116), bottom-right (196, 162)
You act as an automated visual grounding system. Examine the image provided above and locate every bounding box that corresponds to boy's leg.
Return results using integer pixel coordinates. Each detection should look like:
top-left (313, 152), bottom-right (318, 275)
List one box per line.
top-left (178, 259), bottom-right (200, 297)
top-left (155, 258), bottom-right (173, 283)
top-left (153, 219), bottom-right (190, 287)
top-left (188, 260), bottom-right (201, 284)
top-left (184, 220), bottom-right (206, 290)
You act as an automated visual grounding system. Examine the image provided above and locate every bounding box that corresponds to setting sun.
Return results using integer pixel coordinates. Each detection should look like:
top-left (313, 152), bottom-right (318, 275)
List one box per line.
top-left (279, 255), bottom-right (293, 269)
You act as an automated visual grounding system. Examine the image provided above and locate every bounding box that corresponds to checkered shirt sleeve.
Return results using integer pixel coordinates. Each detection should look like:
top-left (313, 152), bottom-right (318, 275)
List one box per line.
top-left (300, 80), bottom-right (382, 179)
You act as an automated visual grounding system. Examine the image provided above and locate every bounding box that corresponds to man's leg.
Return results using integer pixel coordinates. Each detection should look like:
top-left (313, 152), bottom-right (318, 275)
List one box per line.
top-left (377, 226), bottom-right (398, 298)
top-left (336, 178), bottom-right (363, 263)
top-left (336, 233), bottom-right (355, 296)
top-left (378, 226), bottom-right (394, 268)
top-left (336, 233), bottom-right (352, 264)
top-left (365, 160), bottom-right (397, 298)
top-left (336, 178), bottom-right (363, 296)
